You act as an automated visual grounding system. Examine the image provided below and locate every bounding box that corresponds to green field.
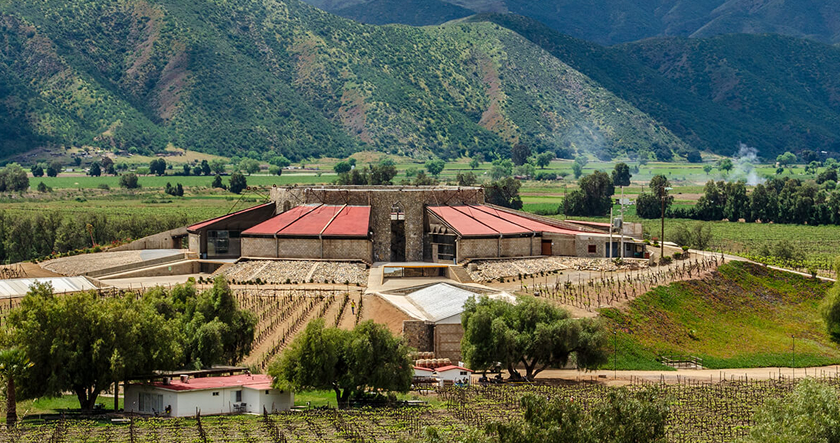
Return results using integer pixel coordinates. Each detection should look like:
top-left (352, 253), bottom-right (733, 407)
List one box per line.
top-left (601, 261), bottom-right (840, 370)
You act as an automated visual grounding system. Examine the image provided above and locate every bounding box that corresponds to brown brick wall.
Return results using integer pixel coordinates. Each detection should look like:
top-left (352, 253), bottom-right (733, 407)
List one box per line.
top-left (542, 233), bottom-right (576, 256)
top-left (241, 237), bottom-right (278, 258)
top-left (403, 321), bottom-right (434, 352)
top-left (434, 324), bottom-right (464, 362)
top-left (322, 239), bottom-right (372, 261)
top-left (500, 237), bottom-right (533, 257)
top-left (458, 238), bottom-right (498, 261)
top-left (276, 238), bottom-right (322, 259)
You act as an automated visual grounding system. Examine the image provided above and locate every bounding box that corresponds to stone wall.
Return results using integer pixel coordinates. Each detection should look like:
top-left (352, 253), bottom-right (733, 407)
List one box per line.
top-left (403, 320), bottom-right (434, 352)
top-left (457, 238), bottom-right (498, 261)
top-left (575, 234), bottom-right (609, 258)
top-left (276, 238), bottom-right (322, 259)
top-left (269, 186), bottom-right (484, 262)
top-left (189, 233), bottom-right (201, 254)
top-left (111, 227), bottom-right (187, 251)
top-left (322, 239), bottom-right (372, 261)
top-left (500, 237), bottom-right (534, 257)
top-left (241, 237), bottom-right (278, 258)
top-left (542, 233), bottom-right (576, 256)
top-left (434, 324), bottom-right (464, 362)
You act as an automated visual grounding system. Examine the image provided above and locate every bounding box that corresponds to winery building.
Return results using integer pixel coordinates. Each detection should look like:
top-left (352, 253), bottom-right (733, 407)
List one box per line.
top-left (186, 186), bottom-right (642, 263)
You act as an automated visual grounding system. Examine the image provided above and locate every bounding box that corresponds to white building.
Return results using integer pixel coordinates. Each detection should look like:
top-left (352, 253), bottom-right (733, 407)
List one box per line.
top-left (124, 374), bottom-right (293, 417)
top-left (435, 365), bottom-right (473, 384)
top-left (413, 366), bottom-right (435, 378)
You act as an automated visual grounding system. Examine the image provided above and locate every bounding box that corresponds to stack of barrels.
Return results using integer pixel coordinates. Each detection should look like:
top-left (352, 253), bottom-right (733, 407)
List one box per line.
top-left (410, 352), bottom-right (452, 368)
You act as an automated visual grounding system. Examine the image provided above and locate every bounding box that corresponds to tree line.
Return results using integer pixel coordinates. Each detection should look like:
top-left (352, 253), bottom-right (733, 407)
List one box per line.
top-left (1, 278), bottom-right (255, 416)
top-left (0, 210), bottom-right (189, 263)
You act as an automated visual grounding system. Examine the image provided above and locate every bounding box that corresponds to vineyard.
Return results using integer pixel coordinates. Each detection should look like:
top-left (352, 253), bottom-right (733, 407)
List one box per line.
top-left (235, 289), bottom-right (366, 371)
top-left (5, 376), bottom-right (840, 442)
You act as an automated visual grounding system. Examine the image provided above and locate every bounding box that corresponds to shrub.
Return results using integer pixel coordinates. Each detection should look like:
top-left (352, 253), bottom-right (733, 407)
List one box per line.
top-left (745, 379), bottom-right (840, 443)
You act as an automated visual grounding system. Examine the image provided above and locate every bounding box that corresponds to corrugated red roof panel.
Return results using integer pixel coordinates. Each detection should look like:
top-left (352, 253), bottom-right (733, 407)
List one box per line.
top-left (142, 374), bottom-right (274, 392)
top-left (187, 203), bottom-right (274, 233)
top-left (430, 205), bottom-right (583, 237)
top-left (436, 365), bottom-right (473, 373)
top-left (241, 205), bottom-right (317, 236)
top-left (470, 206), bottom-right (583, 235)
top-left (243, 205), bottom-right (370, 238)
top-left (428, 206), bottom-right (499, 236)
top-left (322, 206), bottom-right (371, 237)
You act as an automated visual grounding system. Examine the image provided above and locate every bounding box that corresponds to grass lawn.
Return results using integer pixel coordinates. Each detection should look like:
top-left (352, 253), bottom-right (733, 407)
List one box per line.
top-left (600, 261), bottom-right (840, 370)
top-left (3, 395), bottom-right (124, 423)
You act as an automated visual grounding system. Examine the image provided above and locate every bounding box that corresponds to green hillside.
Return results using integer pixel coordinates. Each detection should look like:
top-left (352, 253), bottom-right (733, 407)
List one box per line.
top-left (305, 0), bottom-right (840, 46)
top-left (0, 0), bottom-right (687, 160)
top-left (602, 261), bottom-right (840, 370)
top-left (472, 14), bottom-right (840, 157)
top-left (334, 0), bottom-right (473, 26)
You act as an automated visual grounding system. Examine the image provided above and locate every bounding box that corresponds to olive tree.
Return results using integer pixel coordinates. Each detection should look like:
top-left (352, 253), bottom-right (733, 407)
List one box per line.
top-left (269, 319), bottom-right (413, 409)
top-left (461, 297), bottom-right (608, 381)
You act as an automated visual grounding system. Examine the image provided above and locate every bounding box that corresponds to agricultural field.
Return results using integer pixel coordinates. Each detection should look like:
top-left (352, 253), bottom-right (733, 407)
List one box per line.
top-left (3, 378), bottom-right (837, 442)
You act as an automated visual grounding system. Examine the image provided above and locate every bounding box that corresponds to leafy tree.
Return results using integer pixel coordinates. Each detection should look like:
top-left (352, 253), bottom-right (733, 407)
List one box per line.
top-left (489, 158), bottom-right (513, 180)
top-left (368, 159), bottom-right (397, 185)
top-left (511, 143), bottom-right (531, 166)
top-left (182, 164), bottom-right (192, 176)
top-left (46, 161), bottom-right (62, 177)
top-left (100, 157), bottom-right (114, 172)
top-left (334, 161), bottom-right (352, 174)
top-left (806, 161), bottom-right (822, 174)
top-left (746, 379), bottom-right (840, 443)
top-left (36, 182), bottom-right (51, 193)
top-left (636, 175), bottom-right (673, 219)
top-left (456, 171), bottom-right (478, 186)
top-left (703, 164), bottom-right (713, 175)
top-left (717, 158), bottom-right (733, 175)
top-left (269, 156), bottom-right (291, 169)
top-left (653, 144), bottom-right (673, 162)
top-left (149, 158), bottom-right (167, 176)
top-left (611, 162), bottom-right (631, 187)
top-left (165, 183), bottom-right (185, 197)
top-left (210, 159), bottom-right (226, 175)
top-left (462, 297), bottom-right (607, 381)
top-left (0, 164), bottom-right (29, 193)
top-left (238, 158), bottom-right (261, 175)
top-left (820, 259), bottom-right (840, 340)
top-left (777, 152), bottom-right (797, 166)
top-left (667, 223), bottom-right (712, 250)
top-left (411, 171), bottom-right (437, 186)
top-left (269, 319), bottom-right (412, 409)
top-left (514, 163), bottom-right (535, 179)
top-left (685, 149), bottom-right (702, 163)
top-left (200, 160), bottom-right (212, 176)
top-left (73, 157), bottom-right (81, 166)
top-left (0, 348), bottom-right (33, 427)
top-left (88, 162), bottom-right (101, 177)
top-left (269, 165), bottom-right (283, 176)
top-left (228, 172), bottom-right (247, 194)
top-left (818, 168), bottom-right (839, 184)
top-left (30, 164), bottom-right (44, 177)
top-left (572, 162), bottom-right (583, 179)
top-left (485, 177), bottom-right (523, 210)
top-left (482, 388), bottom-right (668, 443)
top-left (469, 156), bottom-right (481, 170)
top-left (119, 173), bottom-right (140, 189)
top-left (535, 152), bottom-right (553, 169)
top-left (425, 158), bottom-right (446, 177)
top-left (8, 284), bottom-right (180, 411)
top-left (564, 171), bottom-right (615, 216)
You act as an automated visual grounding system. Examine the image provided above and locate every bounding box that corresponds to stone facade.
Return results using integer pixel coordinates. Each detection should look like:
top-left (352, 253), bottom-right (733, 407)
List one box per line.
top-left (242, 237), bottom-right (372, 261)
top-left (403, 320), bottom-right (434, 352)
top-left (575, 234), bottom-right (611, 258)
top-left (543, 233), bottom-right (576, 256)
top-left (241, 237), bottom-right (278, 258)
top-left (434, 324), bottom-right (465, 362)
top-left (269, 186), bottom-right (484, 262)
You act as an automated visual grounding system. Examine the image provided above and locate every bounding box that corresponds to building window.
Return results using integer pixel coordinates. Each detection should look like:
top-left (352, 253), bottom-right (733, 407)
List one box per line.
top-left (139, 393), bottom-right (163, 413)
top-left (212, 392), bottom-right (220, 397)
top-left (588, 245), bottom-right (597, 253)
top-left (460, 371), bottom-right (467, 375)
top-left (235, 390), bottom-right (242, 402)
top-left (265, 390), bottom-right (270, 395)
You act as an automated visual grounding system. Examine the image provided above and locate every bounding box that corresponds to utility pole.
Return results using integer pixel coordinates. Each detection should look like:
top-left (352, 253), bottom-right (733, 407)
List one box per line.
top-left (660, 193), bottom-right (665, 259)
top-left (620, 186), bottom-right (625, 259)
top-left (609, 206), bottom-right (613, 259)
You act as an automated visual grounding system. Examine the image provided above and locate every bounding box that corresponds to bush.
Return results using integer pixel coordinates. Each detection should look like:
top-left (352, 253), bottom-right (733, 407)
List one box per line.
top-left (119, 173), bottom-right (140, 189)
top-left (745, 379), bottom-right (840, 443)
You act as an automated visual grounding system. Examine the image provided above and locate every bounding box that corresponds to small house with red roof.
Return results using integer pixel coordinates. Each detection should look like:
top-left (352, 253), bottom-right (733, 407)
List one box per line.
top-left (434, 365), bottom-right (473, 384)
top-left (124, 374), bottom-right (293, 417)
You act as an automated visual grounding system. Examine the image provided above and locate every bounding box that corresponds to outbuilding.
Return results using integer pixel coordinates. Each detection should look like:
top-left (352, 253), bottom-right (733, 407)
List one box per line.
top-left (435, 365), bottom-right (473, 385)
top-left (124, 374), bottom-right (293, 417)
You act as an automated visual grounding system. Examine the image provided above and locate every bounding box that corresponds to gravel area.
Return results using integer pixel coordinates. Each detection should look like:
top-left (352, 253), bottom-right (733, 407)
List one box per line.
top-left (41, 251), bottom-right (148, 276)
top-left (222, 260), bottom-right (368, 285)
top-left (466, 257), bottom-right (648, 282)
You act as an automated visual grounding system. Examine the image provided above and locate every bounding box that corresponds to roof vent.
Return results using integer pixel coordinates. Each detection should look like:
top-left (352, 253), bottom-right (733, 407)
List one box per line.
top-left (180, 375), bottom-right (190, 384)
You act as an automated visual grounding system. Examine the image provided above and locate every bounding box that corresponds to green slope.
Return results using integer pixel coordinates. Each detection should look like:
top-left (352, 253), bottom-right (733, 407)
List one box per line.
top-left (0, 0), bottom-right (687, 160)
top-left (602, 261), bottom-right (840, 370)
top-left (473, 14), bottom-right (840, 157)
top-left (334, 0), bottom-right (473, 26)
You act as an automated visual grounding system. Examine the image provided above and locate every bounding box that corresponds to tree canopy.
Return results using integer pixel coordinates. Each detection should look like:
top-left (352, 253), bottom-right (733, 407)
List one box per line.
top-left (611, 162), bottom-right (631, 187)
top-left (485, 177), bottom-right (523, 210)
top-left (461, 297), bottom-right (607, 381)
top-left (564, 171), bottom-right (615, 216)
top-left (746, 379), bottom-right (840, 443)
top-left (269, 319), bottom-right (413, 409)
top-left (425, 158), bottom-right (446, 177)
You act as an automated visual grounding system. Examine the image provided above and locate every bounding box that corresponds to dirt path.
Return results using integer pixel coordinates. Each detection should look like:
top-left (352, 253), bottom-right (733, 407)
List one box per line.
top-left (337, 293), bottom-right (362, 330)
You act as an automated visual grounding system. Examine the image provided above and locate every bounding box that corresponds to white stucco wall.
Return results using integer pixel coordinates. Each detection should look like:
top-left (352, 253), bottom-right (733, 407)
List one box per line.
top-left (436, 369), bottom-right (472, 383)
top-left (125, 384), bottom-right (293, 417)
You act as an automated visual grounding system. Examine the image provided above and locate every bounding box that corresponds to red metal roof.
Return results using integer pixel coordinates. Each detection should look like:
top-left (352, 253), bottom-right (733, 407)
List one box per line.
top-left (470, 206), bottom-right (584, 235)
top-left (429, 205), bottom-right (581, 237)
top-left (436, 365), bottom-right (473, 373)
top-left (187, 203), bottom-right (274, 233)
top-left (142, 374), bottom-right (275, 392)
top-left (243, 205), bottom-right (370, 238)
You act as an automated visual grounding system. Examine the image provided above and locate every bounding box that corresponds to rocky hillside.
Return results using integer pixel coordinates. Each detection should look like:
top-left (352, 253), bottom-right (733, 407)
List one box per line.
top-left (0, 0), bottom-right (690, 161)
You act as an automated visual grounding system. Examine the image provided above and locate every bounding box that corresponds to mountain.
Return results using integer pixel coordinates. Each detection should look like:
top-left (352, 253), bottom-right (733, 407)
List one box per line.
top-left (334, 0), bottom-right (474, 27)
top-left (303, 0), bottom-right (840, 46)
top-left (0, 0), bottom-right (687, 161)
top-left (472, 14), bottom-right (840, 158)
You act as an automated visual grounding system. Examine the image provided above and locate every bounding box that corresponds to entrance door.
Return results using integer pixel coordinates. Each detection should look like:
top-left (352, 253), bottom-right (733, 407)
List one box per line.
top-left (541, 240), bottom-right (552, 256)
top-left (390, 203), bottom-right (406, 262)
